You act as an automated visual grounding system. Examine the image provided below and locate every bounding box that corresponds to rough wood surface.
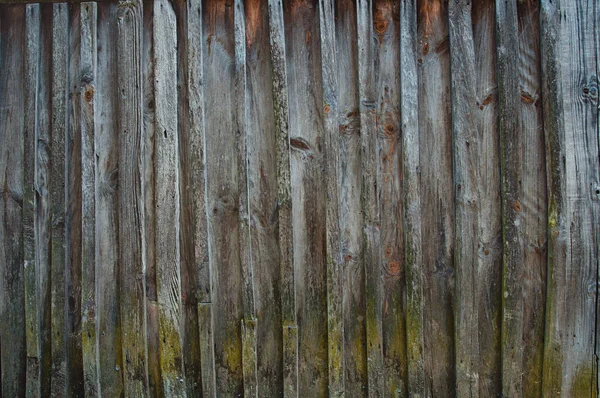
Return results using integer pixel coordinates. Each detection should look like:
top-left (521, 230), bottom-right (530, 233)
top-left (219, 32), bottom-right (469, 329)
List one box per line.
top-left (541, 0), bottom-right (599, 396)
top-left (0, 5), bottom-right (26, 397)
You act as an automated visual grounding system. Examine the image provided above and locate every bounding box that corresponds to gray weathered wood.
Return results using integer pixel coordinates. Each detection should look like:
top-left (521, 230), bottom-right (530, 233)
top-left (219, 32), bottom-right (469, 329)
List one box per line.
top-left (203, 0), bottom-right (244, 395)
top-left (284, 0), bottom-right (328, 395)
top-left (0, 5), bottom-right (26, 397)
top-left (24, 5), bottom-right (41, 397)
top-left (541, 0), bottom-right (599, 396)
top-left (50, 5), bottom-right (69, 395)
top-left (79, 3), bottom-right (98, 395)
top-left (116, 1), bottom-right (148, 395)
top-left (399, 0), bottom-right (425, 395)
top-left (95, 3), bottom-right (124, 395)
top-left (267, 0), bottom-right (297, 396)
top-left (357, 0), bottom-right (385, 395)
top-left (417, 0), bottom-right (455, 395)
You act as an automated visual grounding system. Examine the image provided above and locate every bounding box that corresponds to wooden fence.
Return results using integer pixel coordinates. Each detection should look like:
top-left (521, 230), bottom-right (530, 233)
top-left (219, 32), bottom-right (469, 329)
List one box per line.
top-left (0, 0), bottom-right (598, 396)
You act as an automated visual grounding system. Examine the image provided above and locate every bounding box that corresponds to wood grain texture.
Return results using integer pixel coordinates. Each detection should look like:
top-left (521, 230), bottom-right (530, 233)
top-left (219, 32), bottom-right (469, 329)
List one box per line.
top-left (0, 5), bottom-right (26, 397)
top-left (116, 1), bottom-right (148, 395)
top-left (357, 0), bottom-right (385, 395)
top-left (203, 0), bottom-right (244, 395)
top-left (417, 0), bottom-right (455, 395)
top-left (79, 3), bottom-right (98, 396)
top-left (95, 3), bottom-right (124, 396)
top-left (399, 0), bottom-right (425, 395)
top-left (284, 0), bottom-right (328, 395)
top-left (267, 1), bottom-right (297, 396)
top-left (541, 0), bottom-right (599, 396)
top-left (24, 5), bottom-right (41, 397)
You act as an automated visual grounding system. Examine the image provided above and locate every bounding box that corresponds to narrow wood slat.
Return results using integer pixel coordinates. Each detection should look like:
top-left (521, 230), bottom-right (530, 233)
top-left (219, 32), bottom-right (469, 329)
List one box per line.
top-left (357, 0), bottom-right (385, 395)
top-left (116, 1), bottom-right (148, 394)
top-left (35, 6), bottom-right (53, 395)
top-left (0, 5), bottom-right (27, 397)
top-left (541, 0), bottom-right (599, 396)
top-left (24, 5), bottom-right (41, 397)
top-left (335, 1), bottom-right (367, 394)
top-left (267, 1), bottom-right (297, 396)
top-left (416, 0), bottom-right (455, 395)
top-left (284, 0), bottom-right (328, 395)
top-left (79, 3), bottom-right (98, 395)
top-left (50, 5), bottom-right (69, 395)
top-left (318, 0), bottom-right (344, 396)
top-left (203, 1), bottom-right (244, 395)
top-left (400, 0), bottom-right (425, 395)
top-left (95, 3), bottom-right (124, 395)
top-left (244, 0), bottom-right (283, 394)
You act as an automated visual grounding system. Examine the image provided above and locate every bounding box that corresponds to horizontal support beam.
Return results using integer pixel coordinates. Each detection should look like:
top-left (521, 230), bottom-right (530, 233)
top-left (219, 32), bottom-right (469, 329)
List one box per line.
top-left (0, 0), bottom-right (113, 4)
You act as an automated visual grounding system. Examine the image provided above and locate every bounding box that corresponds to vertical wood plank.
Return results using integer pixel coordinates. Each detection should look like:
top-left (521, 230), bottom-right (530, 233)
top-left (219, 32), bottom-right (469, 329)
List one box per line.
top-left (153, 0), bottom-right (186, 395)
top-left (24, 5), bottom-right (41, 397)
top-left (541, 0), bottom-right (599, 396)
top-left (116, 1), bottom-right (148, 395)
top-left (203, 0), bottom-right (244, 395)
top-left (284, 0), bottom-right (329, 395)
top-left (79, 3), bottom-right (98, 395)
top-left (35, 6), bottom-right (53, 396)
top-left (358, 0), bottom-right (386, 394)
top-left (267, 0), bottom-right (297, 396)
top-left (95, 3), bottom-right (124, 396)
top-left (335, 1), bottom-right (367, 394)
top-left (399, 0), bottom-right (425, 395)
top-left (318, 0), bottom-right (344, 396)
top-left (50, 5), bottom-right (69, 395)
top-left (0, 5), bottom-right (26, 397)
top-left (416, 0), bottom-right (455, 395)
top-left (244, 0), bottom-right (284, 395)
top-left (449, 0), bottom-right (502, 396)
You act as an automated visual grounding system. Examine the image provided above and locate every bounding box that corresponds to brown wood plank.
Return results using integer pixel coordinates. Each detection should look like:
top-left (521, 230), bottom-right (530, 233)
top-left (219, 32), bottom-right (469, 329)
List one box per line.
top-left (335, 1), bottom-right (367, 394)
top-left (203, 0), bottom-right (244, 395)
top-left (79, 3), bottom-right (99, 395)
top-left (399, 0), bottom-right (425, 395)
top-left (24, 5), bottom-right (41, 397)
top-left (541, 0), bottom-right (599, 396)
top-left (284, 0), bottom-right (328, 395)
top-left (116, 0), bottom-right (148, 394)
top-left (317, 0), bottom-right (343, 396)
top-left (95, 2), bottom-right (124, 396)
top-left (416, 0), bottom-right (455, 395)
top-left (50, 5), bottom-right (69, 395)
top-left (0, 5), bottom-right (27, 397)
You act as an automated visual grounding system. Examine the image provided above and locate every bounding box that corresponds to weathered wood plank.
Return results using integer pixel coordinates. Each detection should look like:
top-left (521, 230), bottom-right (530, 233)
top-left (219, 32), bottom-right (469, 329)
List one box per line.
top-left (203, 0), bottom-right (244, 395)
top-left (335, 1), bottom-right (367, 394)
top-left (24, 5), bottom-right (41, 397)
top-left (373, 1), bottom-right (407, 395)
top-left (116, 1), bottom-right (148, 395)
top-left (267, 0), bottom-right (297, 396)
top-left (317, 0), bottom-right (343, 396)
top-left (244, 0), bottom-right (284, 395)
top-left (515, 2), bottom-right (546, 396)
top-left (416, 0), bottom-right (455, 395)
top-left (399, 0), bottom-right (425, 395)
top-left (65, 5), bottom-right (84, 396)
top-left (95, 3), bottom-right (124, 396)
top-left (284, 0), bottom-right (328, 395)
top-left (35, 6), bottom-right (53, 396)
top-left (449, 0), bottom-right (502, 396)
top-left (79, 3), bottom-right (98, 395)
top-left (153, 1), bottom-right (186, 395)
top-left (0, 5), bottom-right (27, 397)
top-left (50, 5), bottom-right (69, 395)
top-left (357, 0), bottom-right (385, 394)
top-left (541, 0), bottom-right (599, 396)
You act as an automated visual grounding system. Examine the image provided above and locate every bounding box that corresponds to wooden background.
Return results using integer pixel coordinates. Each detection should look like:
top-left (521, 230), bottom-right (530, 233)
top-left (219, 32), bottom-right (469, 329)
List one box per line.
top-left (0, 0), bottom-right (598, 396)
